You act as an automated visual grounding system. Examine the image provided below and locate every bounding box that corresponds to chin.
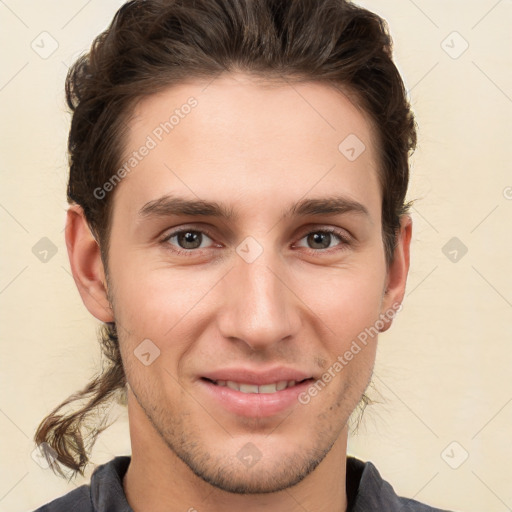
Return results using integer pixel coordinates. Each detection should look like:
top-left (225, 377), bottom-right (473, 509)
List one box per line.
top-left (185, 451), bottom-right (324, 494)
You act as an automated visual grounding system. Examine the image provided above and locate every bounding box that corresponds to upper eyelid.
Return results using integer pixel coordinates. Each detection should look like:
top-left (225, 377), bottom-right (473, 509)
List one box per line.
top-left (293, 227), bottom-right (352, 247)
top-left (162, 226), bottom-right (216, 242)
top-left (161, 225), bottom-right (351, 248)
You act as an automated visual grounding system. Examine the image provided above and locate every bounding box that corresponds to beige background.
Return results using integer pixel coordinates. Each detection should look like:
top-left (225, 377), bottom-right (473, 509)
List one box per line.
top-left (1, 1), bottom-right (511, 511)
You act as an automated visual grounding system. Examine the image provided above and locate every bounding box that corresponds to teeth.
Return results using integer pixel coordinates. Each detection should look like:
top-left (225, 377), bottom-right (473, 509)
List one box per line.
top-left (276, 380), bottom-right (288, 391)
top-left (259, 383), bottom-right (277, 393)
top-left (216, 380), bottom-right (300, 394)
top-left (239, 384), bottom-right (259, 393)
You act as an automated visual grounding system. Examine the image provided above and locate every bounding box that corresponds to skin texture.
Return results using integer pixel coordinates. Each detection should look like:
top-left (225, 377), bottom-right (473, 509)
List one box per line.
top-left (65, 73), bottom-right (412, 512)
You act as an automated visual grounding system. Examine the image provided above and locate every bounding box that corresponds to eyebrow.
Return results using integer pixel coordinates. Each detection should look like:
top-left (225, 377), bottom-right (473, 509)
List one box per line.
top-left (138, 194), bottom-right (371, 222)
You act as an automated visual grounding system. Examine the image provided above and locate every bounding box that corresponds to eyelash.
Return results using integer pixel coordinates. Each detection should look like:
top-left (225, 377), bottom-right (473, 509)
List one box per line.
top-left (160, 226), bottom-right (352, 257)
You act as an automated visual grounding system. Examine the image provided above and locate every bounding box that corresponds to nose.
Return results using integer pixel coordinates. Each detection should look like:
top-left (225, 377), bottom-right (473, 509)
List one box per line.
top-left (216, 246), bottom-right (302, 352)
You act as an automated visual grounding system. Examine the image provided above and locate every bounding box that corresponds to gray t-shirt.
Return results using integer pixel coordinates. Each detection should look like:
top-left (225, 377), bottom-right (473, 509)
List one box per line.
top-left (32, 455), bottom-right (454, 511)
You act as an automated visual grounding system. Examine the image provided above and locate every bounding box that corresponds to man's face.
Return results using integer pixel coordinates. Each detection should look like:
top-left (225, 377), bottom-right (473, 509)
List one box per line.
top-left (104, 73), bottom-right (400, 493)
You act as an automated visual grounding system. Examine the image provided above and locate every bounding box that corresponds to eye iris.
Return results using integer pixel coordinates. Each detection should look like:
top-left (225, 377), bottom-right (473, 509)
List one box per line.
top-left (173, 231), bottom-right (337, 251)
top-left (308, 232), bottom-right (331, 249)
top-left (178, 231), bottom-right (202, 249)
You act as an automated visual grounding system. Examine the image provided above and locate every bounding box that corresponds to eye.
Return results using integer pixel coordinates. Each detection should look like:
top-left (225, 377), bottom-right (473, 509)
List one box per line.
top-left (160, 226), bottom-right (351, 257)
top-left (161, 228), bottom-right (216, 254)
top-left (295, 228), bottom-right (351, 251)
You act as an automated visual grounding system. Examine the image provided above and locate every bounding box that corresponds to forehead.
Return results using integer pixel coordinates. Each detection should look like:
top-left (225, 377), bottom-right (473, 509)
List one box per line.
top-left (114, 73), bottom-right (381, 222)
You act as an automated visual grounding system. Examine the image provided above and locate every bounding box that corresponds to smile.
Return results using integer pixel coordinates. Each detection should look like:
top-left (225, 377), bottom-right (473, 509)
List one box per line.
top-left (206, 379), bottom-right (309, 394)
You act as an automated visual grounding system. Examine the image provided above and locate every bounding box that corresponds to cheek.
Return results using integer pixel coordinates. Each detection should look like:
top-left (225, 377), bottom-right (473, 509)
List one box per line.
top-left (112, 264), bottom-right (209, 394)
top-left (108, 253), bottom-right (221, 344)
top-left (333, 283), bottom-right (383, 340)
top-left (294, 262), bottom-right (385, 341)
top-left (307, 274), bottom-right (381, 406)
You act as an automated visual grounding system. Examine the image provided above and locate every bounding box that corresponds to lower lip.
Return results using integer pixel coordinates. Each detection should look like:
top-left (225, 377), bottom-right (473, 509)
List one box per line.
top-left (198, 378), bottom-right (314, 418)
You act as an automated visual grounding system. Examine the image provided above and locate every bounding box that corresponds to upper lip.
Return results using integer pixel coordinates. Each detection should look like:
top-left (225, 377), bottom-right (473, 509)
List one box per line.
top-left (200, 367), bottom-right (313, 386)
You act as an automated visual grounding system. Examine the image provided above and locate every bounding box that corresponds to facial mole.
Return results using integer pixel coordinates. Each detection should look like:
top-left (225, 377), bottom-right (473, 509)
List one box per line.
top-left (315, 357), bottom-right (328, 369)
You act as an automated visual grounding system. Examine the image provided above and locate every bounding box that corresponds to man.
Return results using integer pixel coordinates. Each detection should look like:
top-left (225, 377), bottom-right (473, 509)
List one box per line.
top-left (32, 0), bottom-right (454, 510)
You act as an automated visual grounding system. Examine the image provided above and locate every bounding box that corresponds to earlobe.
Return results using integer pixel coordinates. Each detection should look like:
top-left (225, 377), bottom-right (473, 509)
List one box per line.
top-left (65, 204), bottom-right (114, 323)
top-left (379, 215), bottom-right (412, 333)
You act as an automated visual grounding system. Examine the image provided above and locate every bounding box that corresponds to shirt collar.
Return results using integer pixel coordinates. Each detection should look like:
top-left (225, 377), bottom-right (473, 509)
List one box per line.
top-left (88, 454), bottom-right (432, 511)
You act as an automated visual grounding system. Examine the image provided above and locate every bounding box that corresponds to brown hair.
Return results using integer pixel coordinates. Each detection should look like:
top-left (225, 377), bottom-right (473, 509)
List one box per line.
top-left (34, 0), bottom-right (416, 478)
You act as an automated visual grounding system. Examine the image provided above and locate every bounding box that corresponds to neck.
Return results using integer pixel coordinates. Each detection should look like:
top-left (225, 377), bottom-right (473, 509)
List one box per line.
top-left (123, 389), bottom-right (348, 512)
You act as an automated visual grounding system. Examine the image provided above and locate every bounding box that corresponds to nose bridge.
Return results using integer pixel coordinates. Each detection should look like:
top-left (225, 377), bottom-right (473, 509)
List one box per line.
top-left (218, 242), bottom-right (300, 349)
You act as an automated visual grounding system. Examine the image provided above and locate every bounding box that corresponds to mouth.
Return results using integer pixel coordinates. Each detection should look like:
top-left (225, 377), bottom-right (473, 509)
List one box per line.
top-left (198, 376), bottom-right (316, 418)
top-left (201, 377), bottom-right (314, 394)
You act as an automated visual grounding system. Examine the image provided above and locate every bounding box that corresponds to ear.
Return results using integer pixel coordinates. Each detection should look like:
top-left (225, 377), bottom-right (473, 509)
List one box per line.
top-left (65, 204), bottom-right (114, 323)
top-left (379, 214), bottom-right (412, 333)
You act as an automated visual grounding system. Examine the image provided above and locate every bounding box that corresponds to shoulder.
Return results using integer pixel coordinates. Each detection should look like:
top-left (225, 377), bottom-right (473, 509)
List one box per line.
top-left (348, 457), bottom-right (456, 512)
top-left (31, 484), bottom-right (92, 512)
top-left (30, 455), bottom-right (132, 512)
